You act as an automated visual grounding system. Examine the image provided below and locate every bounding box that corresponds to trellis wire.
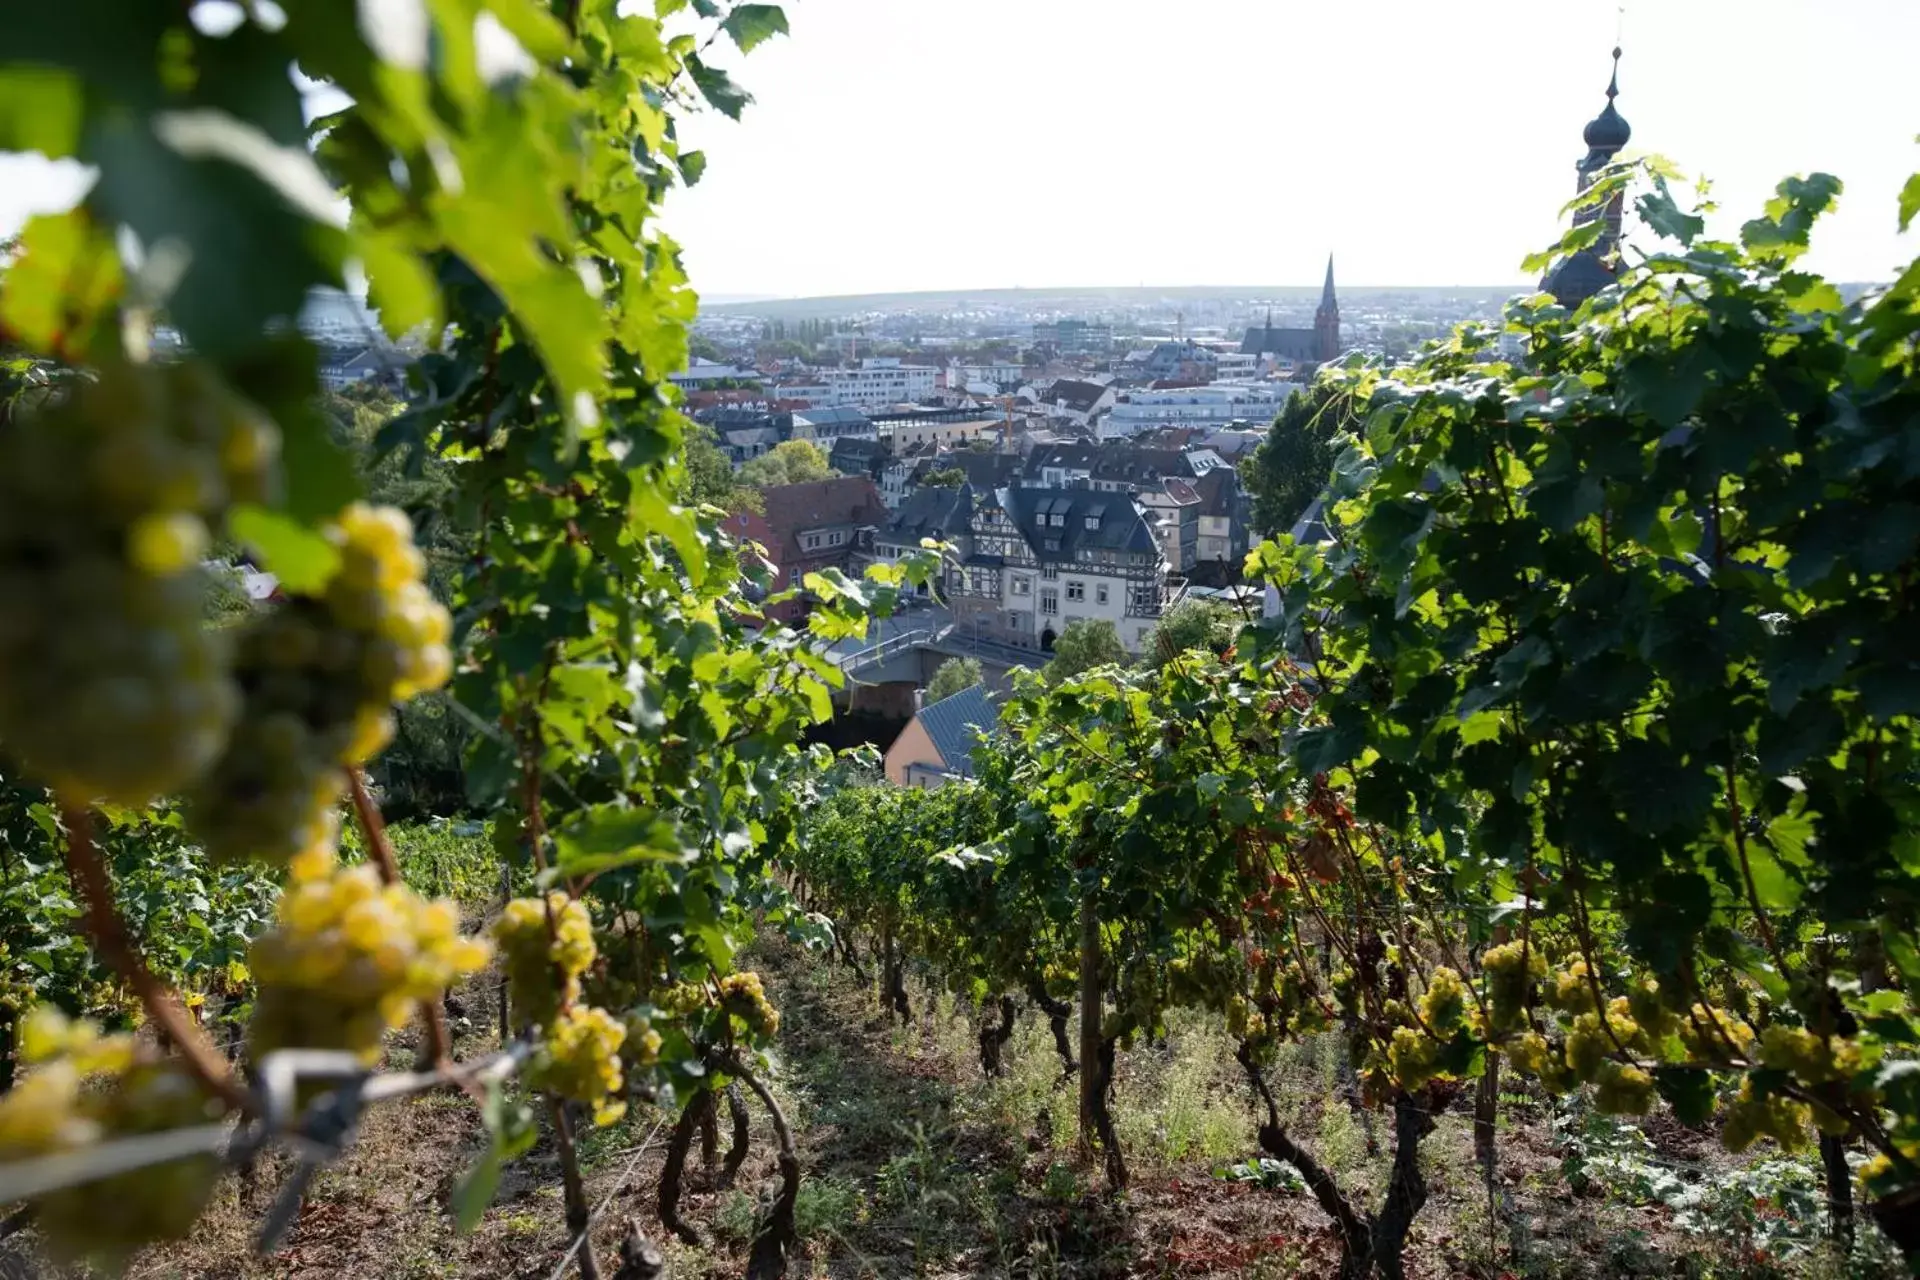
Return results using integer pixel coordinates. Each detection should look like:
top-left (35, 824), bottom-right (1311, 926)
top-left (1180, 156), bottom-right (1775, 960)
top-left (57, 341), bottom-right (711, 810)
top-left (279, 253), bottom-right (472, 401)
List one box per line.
top-left (0, 1039), bottom-right (533, 1212)
top-left (543, 1117), bottom-right (669, 1280)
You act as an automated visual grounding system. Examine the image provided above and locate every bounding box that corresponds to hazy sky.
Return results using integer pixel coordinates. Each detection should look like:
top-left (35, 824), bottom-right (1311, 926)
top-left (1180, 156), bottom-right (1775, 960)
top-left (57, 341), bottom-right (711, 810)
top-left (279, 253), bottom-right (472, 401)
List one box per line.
top-left (665, 0), bottom-right (1920, 296)
top-left (4, 0), bottom-right (1916, 299)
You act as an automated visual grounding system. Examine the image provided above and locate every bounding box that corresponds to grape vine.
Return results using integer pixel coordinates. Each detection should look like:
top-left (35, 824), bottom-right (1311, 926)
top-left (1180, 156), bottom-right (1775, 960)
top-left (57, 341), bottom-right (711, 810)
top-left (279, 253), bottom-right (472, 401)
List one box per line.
top-left (792, 160), bottom-right (1920, 1277)
top-left (0, 2), bottom-right (936, 1275)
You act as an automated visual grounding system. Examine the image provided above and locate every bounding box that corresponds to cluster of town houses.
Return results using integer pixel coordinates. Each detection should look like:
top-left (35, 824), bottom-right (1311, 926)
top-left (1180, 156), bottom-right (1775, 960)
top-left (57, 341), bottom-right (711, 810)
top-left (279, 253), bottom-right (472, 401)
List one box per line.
top-left (720, 440), bottom-right (1250, 658)
top-left (698, 275), bottom-right (1344, 657)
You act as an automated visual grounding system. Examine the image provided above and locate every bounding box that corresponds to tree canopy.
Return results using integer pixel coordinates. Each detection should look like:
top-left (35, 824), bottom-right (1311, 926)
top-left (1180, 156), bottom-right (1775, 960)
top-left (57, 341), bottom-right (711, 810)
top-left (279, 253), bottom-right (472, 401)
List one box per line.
top-left (682, 422), bottom-right (761, 513)
top-left (1044, 619), bottom-right (1126, 683)
top-left (1146, 597), bottom-right (1238, 666)
top-left (925, 656), bottom-right (983, 705)
top-left (1241, 381), bottom-right (1357, 537)
top-left (739, 438), bottom-right (836, 488)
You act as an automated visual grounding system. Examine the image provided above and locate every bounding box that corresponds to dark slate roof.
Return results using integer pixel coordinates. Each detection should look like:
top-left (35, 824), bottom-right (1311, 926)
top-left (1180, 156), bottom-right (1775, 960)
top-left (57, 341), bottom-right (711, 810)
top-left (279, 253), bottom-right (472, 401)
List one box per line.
top-left (1289, 495), bottom-right (1331, 545)
top-left (792, 406), bottom-right (870, 430)
top-left (702, 406), bottom-right (784, 430)
top-left (1193, 465), bottom-right (1242, 518)
top-left (1146, 340), bottom-right (1213, 364)
top-left (916, 451), bottom-right (1021, 490)
top-left (1094, 446), bottom-right (1193, 484)
top-left (829, 436), bottom-right (888, 477)
top-left (1025, 442), bottom-right (1101, 475)
top-left (916, 682), bottom-right (996, 778)
top-left (1240, 324), bottom-right (1319, 358)
top-left (757, 477), bottom-right (888, 560)
top-left (1044, 379), bottom-right (1109, 413)
top-left (880, 484), bottom-right (974, 545)
top-left (1005, 487), bottom-right (1159, 564)
top-left (1022, 442), bottom-right (1202, 489)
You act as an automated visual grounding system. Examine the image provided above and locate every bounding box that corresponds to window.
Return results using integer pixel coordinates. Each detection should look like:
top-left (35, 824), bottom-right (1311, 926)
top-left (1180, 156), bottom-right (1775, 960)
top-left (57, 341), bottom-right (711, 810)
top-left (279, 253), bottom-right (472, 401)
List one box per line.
top-left (1065, 581), bottom-right (1085, 602)
top-left (1040, 590), bottom-right (1059, 616)
top-left (1012, 576), bottom-right (1031, 596)
top-left (804, 534), bottom-right (821, 550)
top-left (1042, 564), bottom-right (1060, 580)
top-left (1096, 584), bottom-right (1110, 605)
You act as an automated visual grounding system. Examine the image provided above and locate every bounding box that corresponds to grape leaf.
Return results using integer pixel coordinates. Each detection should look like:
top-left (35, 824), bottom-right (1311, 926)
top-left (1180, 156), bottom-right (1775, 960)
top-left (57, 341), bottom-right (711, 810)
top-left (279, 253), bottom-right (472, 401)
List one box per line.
top-left (721, 4), bottom-right (789, 54)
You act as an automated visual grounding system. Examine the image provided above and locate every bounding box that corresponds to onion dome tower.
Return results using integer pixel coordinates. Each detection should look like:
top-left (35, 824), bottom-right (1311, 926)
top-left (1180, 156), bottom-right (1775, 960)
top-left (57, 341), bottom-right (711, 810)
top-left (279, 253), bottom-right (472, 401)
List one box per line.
top-left (1544, 47), bottom-right (1632, 308)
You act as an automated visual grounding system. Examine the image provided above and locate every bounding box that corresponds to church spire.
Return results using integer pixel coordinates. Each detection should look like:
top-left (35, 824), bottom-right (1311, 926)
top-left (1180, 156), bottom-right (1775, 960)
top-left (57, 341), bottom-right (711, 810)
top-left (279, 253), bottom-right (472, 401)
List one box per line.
top-left (1546, 45), bottom-right (1633, 308)
top-left (1580, 46), bottom-right (1631, 167)
top-left (1314, 254), bottom-right (1340, 363)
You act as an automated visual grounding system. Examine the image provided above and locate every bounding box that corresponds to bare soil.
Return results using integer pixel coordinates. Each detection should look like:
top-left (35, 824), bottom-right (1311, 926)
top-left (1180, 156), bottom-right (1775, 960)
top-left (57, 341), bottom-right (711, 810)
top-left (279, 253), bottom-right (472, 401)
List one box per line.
top-left (6, 937), bottom-right (1899, 1279)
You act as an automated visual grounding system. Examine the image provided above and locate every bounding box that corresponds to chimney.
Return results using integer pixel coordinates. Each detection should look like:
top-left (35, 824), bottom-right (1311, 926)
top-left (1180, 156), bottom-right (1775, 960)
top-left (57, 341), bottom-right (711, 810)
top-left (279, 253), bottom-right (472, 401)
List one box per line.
top-left (912, 687), bottom-right (927, 712)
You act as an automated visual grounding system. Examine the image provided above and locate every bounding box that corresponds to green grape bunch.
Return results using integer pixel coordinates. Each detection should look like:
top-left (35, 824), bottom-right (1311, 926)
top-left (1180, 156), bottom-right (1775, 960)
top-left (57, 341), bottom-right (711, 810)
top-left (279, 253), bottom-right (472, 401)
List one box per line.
top-left (531, 1004), bottom-right (629, 1127)
top-left (718, 970), bottom-right (780, 1038)
top-left (0, 1008), bottom-right (230, 1270)
top-left (495, 892), bottom-right (597, 1031)
top-left (247, 861), bottom-right (492, 1064)
top-left (187, 502), bottom-right (453, 871)
top-left (0, 359), bottom-right (279, 803)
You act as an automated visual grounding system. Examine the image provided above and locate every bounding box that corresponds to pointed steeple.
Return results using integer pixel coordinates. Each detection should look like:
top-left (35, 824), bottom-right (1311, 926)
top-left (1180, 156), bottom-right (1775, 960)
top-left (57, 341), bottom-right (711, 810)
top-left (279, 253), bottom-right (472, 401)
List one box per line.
top-left (1580, 47), bottom-right (1630, 166)
top-left (1314, 254), bottom-right (1340, 363)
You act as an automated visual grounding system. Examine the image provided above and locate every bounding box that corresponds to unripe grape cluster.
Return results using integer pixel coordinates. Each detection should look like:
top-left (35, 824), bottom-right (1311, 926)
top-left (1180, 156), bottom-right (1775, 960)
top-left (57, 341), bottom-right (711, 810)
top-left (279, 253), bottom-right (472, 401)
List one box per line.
top-left (248, 862), bottom-right (492, 1064)
top-left (532, 1005), bottom-right (629, 1127)
top-left (622, 1012), bottom-right (664, 1075)
top-left (719, 970), bottom-right (780, 1037)
top-left (187, 503), bottom-right (452, 870)
top-left (1722, 1077), bottom-right (1814, 1153)
top-left (654, 981), bottom-right (711, 1018)
top-left (1480, 940), bottom-right (1544, 1032)
top-left (0, 1008), bottom-right (228, 1269)
top-left (495, 892), bottom-right (597, 1030)
top-left (0, 360), bottom-right (278, 803)
top-left (1758, 1023), bottom-right (1861, 1085)
top-left (1419, 966), bottom-right (1469, 1032)
top-left (1591, 1060), bottom-right (1656, 1115)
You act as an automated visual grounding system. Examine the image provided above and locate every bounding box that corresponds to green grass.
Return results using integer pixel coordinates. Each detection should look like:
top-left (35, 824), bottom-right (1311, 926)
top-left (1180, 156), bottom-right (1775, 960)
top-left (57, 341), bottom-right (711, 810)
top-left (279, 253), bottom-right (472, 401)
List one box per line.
top-left (377, 817), bottom-right (501, 905)
top-left (1110, 1009), bottom-right (1253, 1168)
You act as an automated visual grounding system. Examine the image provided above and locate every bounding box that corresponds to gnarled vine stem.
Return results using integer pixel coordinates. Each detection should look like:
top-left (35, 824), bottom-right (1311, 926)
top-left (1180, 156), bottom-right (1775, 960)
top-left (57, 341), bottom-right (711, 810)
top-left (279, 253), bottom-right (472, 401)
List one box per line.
top-left (60, 803), bottom-right (250, 1113)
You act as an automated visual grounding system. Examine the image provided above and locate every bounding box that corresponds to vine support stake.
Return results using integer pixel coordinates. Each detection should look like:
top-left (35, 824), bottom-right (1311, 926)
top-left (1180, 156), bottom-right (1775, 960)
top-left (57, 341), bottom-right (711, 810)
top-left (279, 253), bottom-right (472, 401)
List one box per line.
top-left (551, 1098), bottom-right (603, 1280)
top-left (59, 802), bottom-right (250, 1114)
top-left (728, 1055), bottom-right (799, 1280)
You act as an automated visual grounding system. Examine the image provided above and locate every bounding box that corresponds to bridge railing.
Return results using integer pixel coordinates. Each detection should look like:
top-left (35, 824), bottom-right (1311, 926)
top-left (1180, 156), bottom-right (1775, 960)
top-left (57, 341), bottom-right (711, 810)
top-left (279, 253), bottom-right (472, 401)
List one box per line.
top-left (837, 628), bottom-right (934, 675)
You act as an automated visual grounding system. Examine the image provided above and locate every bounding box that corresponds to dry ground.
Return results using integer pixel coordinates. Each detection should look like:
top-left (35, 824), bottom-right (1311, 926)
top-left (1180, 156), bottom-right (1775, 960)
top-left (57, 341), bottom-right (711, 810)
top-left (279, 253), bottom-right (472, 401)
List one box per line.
top-left (3, 937), bottom-right (1904, 1279)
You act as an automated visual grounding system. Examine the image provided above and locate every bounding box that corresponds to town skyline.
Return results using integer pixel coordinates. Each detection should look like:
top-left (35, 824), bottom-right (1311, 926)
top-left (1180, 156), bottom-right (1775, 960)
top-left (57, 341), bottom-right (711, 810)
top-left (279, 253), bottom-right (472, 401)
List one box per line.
top-left (5, 3), bottom-right (1916, 301)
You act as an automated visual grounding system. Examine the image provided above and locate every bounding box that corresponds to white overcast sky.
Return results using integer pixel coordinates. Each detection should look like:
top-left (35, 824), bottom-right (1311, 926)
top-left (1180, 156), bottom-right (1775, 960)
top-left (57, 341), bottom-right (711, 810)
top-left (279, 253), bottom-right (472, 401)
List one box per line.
top-left (3, 0), bottom-right (1916, 299)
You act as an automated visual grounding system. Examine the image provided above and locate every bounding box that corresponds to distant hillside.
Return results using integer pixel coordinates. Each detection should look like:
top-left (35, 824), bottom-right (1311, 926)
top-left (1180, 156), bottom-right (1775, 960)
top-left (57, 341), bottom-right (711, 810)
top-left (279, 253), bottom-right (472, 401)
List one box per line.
top-left (701, 283), bottom-right (1526, 320)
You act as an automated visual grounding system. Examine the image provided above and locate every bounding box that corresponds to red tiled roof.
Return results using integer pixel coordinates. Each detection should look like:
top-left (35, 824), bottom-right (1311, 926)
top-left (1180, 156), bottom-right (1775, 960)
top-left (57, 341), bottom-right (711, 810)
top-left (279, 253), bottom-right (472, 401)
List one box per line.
top-left (744, 476), bottom-right (887, 563)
